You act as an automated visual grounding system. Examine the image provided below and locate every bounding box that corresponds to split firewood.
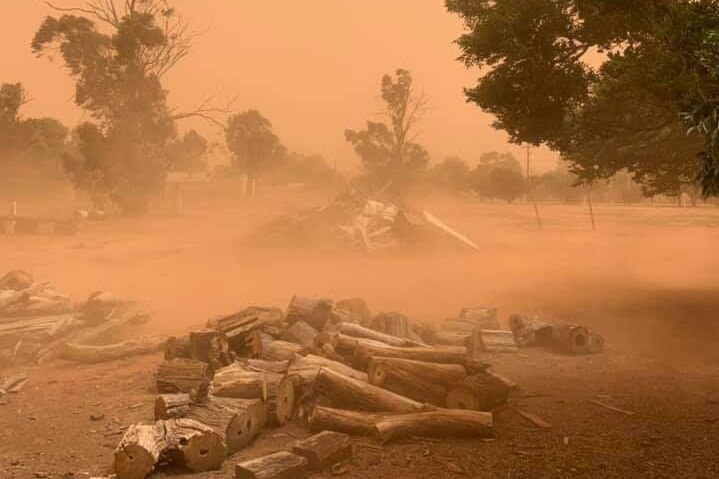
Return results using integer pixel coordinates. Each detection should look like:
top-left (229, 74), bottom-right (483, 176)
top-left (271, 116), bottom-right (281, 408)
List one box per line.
top-left (154, 393), bottom-right (191, 420)
top-left (339, 322), bottom-right (420, 348)
top-left (59, 336), bottom-right (165, 364)
top-left (235, 451), bottom-right (308, 479)
top-left (164, 335), bottom-right (191, 360)
top-left (470, 329), bottom-right (518, 355)
top-left (374, 408), bottom-right (493, 443)
top-left (156, 359), bottom-right (210, 394)
top-left (353, 341), bottom-right (468, 368)
top-left (445, 372), bottom-right (510, 411)
top-left (164, 418), bottom-right (227, 473)
top-left (212, 367), bottom-right (269, 400)
top-left (368, 357), bottom-right (466, 405)
top-left (291, 431), bottom-right (352, 470)
top-left (114, 422), bottom-right (167, 479)
top-left (262, 340), bottom-right (303, 362)
top-left (285, 296), bottom-right (333, 331)
top-left (314, 367), bottom-right (423, 413)
top-left (334, 297), bottom-right (371, 326)
top-left (282, 320), bottom-right (318, 349)
top-left (0, 270), bottom-right (33, 291)
top-left (189, 329), bottom-right (219, 363)
top-left (317, 343), bottom-right (345, 363)
top-left (187, 397), bottom-right (266, 454)
top-left (309, 406), bottom-right (384, 436)
top-left (265, 374), bottom-right (295, 426)
top-left (313, 331), bottom-right (336, 350)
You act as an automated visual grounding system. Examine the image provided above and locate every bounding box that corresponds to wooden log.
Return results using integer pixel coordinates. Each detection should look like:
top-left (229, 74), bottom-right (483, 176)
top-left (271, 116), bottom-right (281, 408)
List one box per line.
top-left (114, 422), bottom-right (167, 479)
top-left (332, 334), bottom-right (388, 356)
top-left (83, 291), bottom-right (120, 323)
top-left (164, 418), bottom-right (227, 473)
top-left (374, 409), bottom-right (493, 443)
top-left (282, 320), bottom-right (318, 349)
top-left (238, 358), bottom-right (290, 374)
top-left (235, 451), bottom-right (308, 479)
top-left (551, 325), bottom-right (592, 355)
top-left (470, 329), bottom-right (518, 355)
top-left (431, 330), bottom-right (470, 347)
top-left (190, 329), bottom-right (219, 363)
top-left (262, 340), bottom-right (303, 362)
top-left (291, 431), bottom-right (352, 470)
top-left (445, 372), bottom-right (510, 411)
top-left (59, 336), bottom-right (165, 363)
top-left (339, 322), bottom-right (418, 347)
top-left (314, 367), bottom-right (423, 413)
top-left (265, 373), bottom-right (295, 426)
top-left (157, 359), bottom-right (210, 394)
top-left (334, 298), bottom-right (371, 326)
top-left (288, 354), bottom-right (368, 388)
top-left (212, 367), bottom-right (267, 400)
top-left (187, 397), bottom-right (266, 454)
top-left (353, 342), bottom-right (468, 368)
top-left (164, 335), bottom-right (191, 360)
top-left (370, 312), bottom-right (413, 340)
top-left (368, 357), bottom-right (466, 405)
top-left (508, 314), bottom-right (554, 347)
top-left (154, 393), bottom-right (191, 420)
top-left (285, 296), bottom-right (333, 331)
top-left (214, 307), bottom-right (282, 356)
top-left (308, 406), bottom-right (383, 436)
top-left (313, 332), bottom-right (336, 350)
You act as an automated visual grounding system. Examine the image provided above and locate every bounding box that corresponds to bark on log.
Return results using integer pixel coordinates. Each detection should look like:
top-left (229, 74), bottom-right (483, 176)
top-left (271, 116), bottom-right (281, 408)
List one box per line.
top-left (114, 422), bottom-right (167, 479)
top-left (288, 354), bottom-right (368, 388)
top-left (308, 406), bottom-right (383, 436)
top-left (368, 357), bottom-right (466, 405)
top-left (282, 320), bottom-right (318, 349)
top-left (374, 409), bottom-right (493, 443)
top-left (214, 307), bottom-right (282, 356)
top-left (353, 342), bottom-right (468, 368)
top-left (334, 298), bottom-right (371, 326)
top-left (238, 358), bottom-right (290, 374)
top-left (314, 367), bottom-right (423, 413)
top-left (190, 329), bottom-right (219, 363)
top-left (458, 306), bottom-right (500, 329)
top-left (370, 312), bottom-right (423, 343)
top-left (339, 322), bottom-right (418, 347)
top-left (265, 373), bottom-right (295, 426)
top-left (445, 372), bottom-right (510, 411)
top-left (187, 397), bottom-right (266, 454)
top-left (60, 336), bottom-right (165, 363)
top-left (431, 331), bottom-right (470, 347)
top-left (154, 393), bottom-right (191, 420)
top-left (212, 367), bottom-right (267, 400)
top-left (164, 336), bottom-right (191, 360)
top-left (470, 329), bottom-right (518, 354)
top-left (285, 296), bottom-right (333, 331)
top-left (164, 418), bottom-right (227, 473)
top-left (157, 359), bottom-right (210, 394)
top-left (291, 431), bottom-right (352, 470)
top-left (262, 340), bottom-right (303, 362)
top-left (235, 451), bottom-right (308, 479)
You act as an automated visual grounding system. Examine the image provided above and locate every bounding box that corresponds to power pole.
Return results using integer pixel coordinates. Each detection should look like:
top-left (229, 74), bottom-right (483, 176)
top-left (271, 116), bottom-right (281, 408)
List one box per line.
top-left (526, 145), bottom-right (543, 231)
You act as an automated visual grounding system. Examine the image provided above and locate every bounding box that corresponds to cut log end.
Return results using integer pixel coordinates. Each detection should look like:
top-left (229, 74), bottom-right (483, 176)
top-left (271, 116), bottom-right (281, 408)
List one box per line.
top-left (166, 419), bottom-right (227, 473)
top-left (114, 444), bottom-right (156, 479)
top-left (275, 376), bottom-right (296, 426)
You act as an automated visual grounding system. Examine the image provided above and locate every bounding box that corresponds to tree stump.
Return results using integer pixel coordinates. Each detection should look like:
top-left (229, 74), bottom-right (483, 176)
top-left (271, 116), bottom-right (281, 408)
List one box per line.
top-left (155, 393), bottom-right (191, 420)
top-left (285, 296), bottom-right (333, 331)
top-left (445, 372), bottom-right (510, 411)
top-left (368, 357), bottom-right (466, 405)
top-left (291, 431), bottom-right (352, 470)
top-left (114, 423), bottom-right (167, 479)
top-left (164, 418), bottom-right (227, 473)
top-left (374, 409), bottom-right (493, 443)
top-left (235, 451), bottom-right (308, 479)
top-left (187, 397), bottom-right (266, 454)
top-left (157, 359), bottom-right (210, 394)
top-left (282, 320), bottom-right (318, 349)
top-left (308, 406), bottom-right (383, 436)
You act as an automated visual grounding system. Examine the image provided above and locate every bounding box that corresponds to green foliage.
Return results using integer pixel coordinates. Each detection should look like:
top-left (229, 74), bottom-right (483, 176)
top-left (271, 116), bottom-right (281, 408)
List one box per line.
top-left (345, 69), bottom-right (430, 187)
top-left (429, 156), bottom-right (470, 192)
top-left (225, 109), bottom-right (283, 179)
top-left (468, 151), bottom-right (527, 202)
top-left (167, 130), bottom-right (208, 173)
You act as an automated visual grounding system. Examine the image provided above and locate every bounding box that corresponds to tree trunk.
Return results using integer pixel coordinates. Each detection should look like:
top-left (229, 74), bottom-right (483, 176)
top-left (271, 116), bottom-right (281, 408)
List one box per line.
top-left (212, 367), bottom-right (268, 400)
top-left (164, 418), bottom-right (227, 473)
top-left (308, 406), bottom-right (383, 436)
top-left (374, 409), bottom-right (493, 443)
top-left (156, 359), bottom-right (210, 394)
top-left (291, 431), bottom-right (352, 471)
top-left (332, 334), bottom-right (387, 356)
top-left (155, 393), bottom-right (191, 420)
top-left (285, 296), bottom-right (333, 331)
top-left (235, 451), bottom-right (308, 479)
top-left (314, 367), bottom-right (423, 413)
top-left (262, 340), bottom-right (303, 362)
top-left (164, 336), bottom-right (191, 360)
top-left (114, 423), bottom-right (167, 479)
top-left (59, 336), bottom-right (165, 363)
top-left (288, 354), bottom-right (368, 389)
top-left (282, 320), bottom-right (318, 349)
top-left (445, 372), bottom-right (510, 411)
top-left (187, 397), bottom-right (266, 454)
top-left (353, 342), bottom-right (467, 368)
top-left (339, 322), bottom-right (419, 347)
top-left (265, 374), bottom-right (295, 427)
top-left (368, 357), bottom-right (466, 405)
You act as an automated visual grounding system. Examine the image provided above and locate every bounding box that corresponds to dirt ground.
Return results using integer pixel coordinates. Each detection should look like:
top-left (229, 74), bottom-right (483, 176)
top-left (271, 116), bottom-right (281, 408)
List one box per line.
top-left (1, 188), bottom-right (718, 478)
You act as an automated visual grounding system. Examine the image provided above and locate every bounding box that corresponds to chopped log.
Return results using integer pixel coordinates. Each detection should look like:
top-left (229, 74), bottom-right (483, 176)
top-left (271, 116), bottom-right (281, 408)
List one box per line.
top-left (164, 336), bottom-right (191, 360)
top-left (157, 359), bottom-right (210, 394)
top-left (291, 431), bottom-right (352, 470)
top-left (374, 408), bottom-right (493, 443)
top-left (431, 331), bottom-right (470, 347)
top-left (551, 325), bottom-right (592, 355)
top-left (353, 342), bottom-right (468, 368)
top-left (0, 270), bottom-right (33, 291)
top-left (187, 397), bottom-right (266, 454)
top-left (114, 422), bottom-right (167, 479)
top-left (318, 343), bottom-right (345, 363)
top-left (246, 330), bottom-right (267, 358)
top-left (214, 307), bottom-right (282, 356)
top-left (154, 393), bottom-right (191, 420)
top-left (265, 374), bottom-right (295, 426)
top-left (314, 367), bottom-right (423, 413)
top-left (282, 320), bottom-right (318, 349)
top-left (334, 298), bottom-right (371, 326)
top-left (262, 340), bottom-right (303, 362)
top-left (339, 322), bottom-right (418, 347)
top-left (483, 368), bottom-right (519, 391)
top-left (238, 358), bottom-right (290, 374)
top-left (508, 314), bottom-right (554, 347)
top-left (285, 296), bottom-right (333, 330)
top-left (370, 312), bottom-right (413, 340)
top-left (190, 329), bottom-right (219, 363)
top-left (470, 329), bottom-right (518, 355)
top-left (235, 451), bottom-right (308, 479)
top-left (308, 406), bottom-right (383, 436)
top-left (289, 354), bottom-right (368, 387)
top-left (164, 418), bottom-right (227, 473)
top-left (445, 372), bottom-right (510, 411)
top-left (368, 357), bottom-right (466, 405)
top-left (60, 336), bottom-right (165, 363)
top-left (332, 333), bottom-right (387, 356)
top-left (212, 367), bottom-right (267, 400)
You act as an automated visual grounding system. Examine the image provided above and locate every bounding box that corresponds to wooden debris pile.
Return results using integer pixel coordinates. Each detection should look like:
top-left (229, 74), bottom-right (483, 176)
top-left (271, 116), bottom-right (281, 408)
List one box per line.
top-left (0, 270), bottom-right (161, 367)
top-left (116, 296), bottom-right (515, 479)
top-left (243, 189), bottom-right (479, 253)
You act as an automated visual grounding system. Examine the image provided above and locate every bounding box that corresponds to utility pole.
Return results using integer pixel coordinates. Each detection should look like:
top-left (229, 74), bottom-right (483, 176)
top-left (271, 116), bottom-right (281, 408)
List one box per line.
top-left (526, 145), bottom-right (543, 231)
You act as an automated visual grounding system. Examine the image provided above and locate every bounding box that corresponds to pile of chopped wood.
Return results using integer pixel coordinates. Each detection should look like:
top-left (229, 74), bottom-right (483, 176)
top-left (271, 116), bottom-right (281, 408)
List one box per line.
top-left (0, 270), bottom-right (161, 367)
top-left (243, 189), bottom-right (479, 253)
top-left (116, 297), bottom-right (520, 479)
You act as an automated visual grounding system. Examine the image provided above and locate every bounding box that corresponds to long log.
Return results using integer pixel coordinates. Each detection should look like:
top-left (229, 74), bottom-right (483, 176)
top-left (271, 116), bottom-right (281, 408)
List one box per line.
top-left (368, 357), bottom-right (466, 405)
top-left (114, 423), bottom-right (167, 479)
top-left (164, 418), bottom-right (227, 473)
top-left (235, 451), bottom-right (308, 479)
top-left (282, 320), bottom-right (317, 349)
top-left (154, 393), bottom-right (191, 420)
top-left (187, 397), bottom-right (266, 454)
top-left (212, 367), bottom-right (268, 400)
top-left (238, 358), bottom-right (290, 374)
top-left (308, 406), bottom-right (383, 436)
top-left (157, 359), bottom-right (210, 394)
top-left (288, 354), bottom-right (368, 389)
top-left (291, 431), bottom-right (352, 470)
top-left (314, 367), bottom-right (423, 413)
top-left (262, 340), bottom-right (303, 362)
top-left (374, 409), bottom-right (493, 443)
top-left (59, 336), bottom-right (165, 363)
top-left (353, 342), bottom-right (467, 367)
top-left (339, 322), bottom-right (418, 348)
top-left (445, 372), bottom-right (510, 411)
top-left (431, 330), bottom-right (470, 347)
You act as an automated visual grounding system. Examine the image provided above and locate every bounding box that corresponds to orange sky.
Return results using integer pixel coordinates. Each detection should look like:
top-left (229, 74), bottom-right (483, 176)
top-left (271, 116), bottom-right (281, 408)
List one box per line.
top-left (1, 0), bottom-right (558, 172)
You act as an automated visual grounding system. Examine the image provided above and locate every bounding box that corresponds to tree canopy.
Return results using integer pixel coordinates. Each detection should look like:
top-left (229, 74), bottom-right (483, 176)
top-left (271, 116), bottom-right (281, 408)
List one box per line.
top-left (225, 109), bottom-right (283, 180)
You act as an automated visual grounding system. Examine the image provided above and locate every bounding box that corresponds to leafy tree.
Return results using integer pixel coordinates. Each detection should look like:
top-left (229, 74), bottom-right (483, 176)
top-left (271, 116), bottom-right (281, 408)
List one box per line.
top-left (167, 129), bottom-right (208, 174)
top-left (345, 69), bottom-right (430, 188)
top-left (32, 0), bottom-right (194, 213)
top-left (225, 109), bottom-right (284, 191)
top-left (469, 151), bottom-right (526, 203)
top-left (534, 165), bottom-right (585, 203)
top-left (446, 0), bottom-right (719, 197)
top-left (429, 156), bottom-right (470, 192)
top-left (269, 152), bottom-right (342, 188)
